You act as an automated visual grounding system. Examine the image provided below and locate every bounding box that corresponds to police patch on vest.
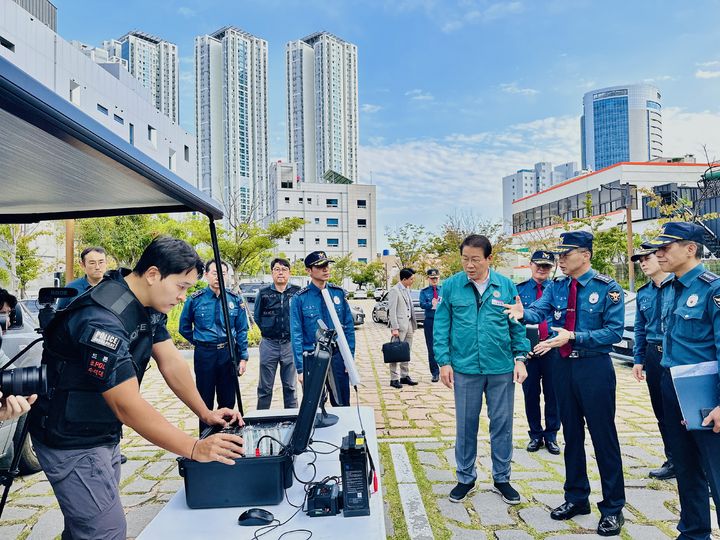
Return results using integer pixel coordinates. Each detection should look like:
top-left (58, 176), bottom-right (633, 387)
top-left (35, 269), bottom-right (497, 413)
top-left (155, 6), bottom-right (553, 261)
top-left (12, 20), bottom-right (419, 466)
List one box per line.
top-left (86, 349), bottom-right (116, 380)
top-left (608, 291), bottom-right (621, 304)
top-left (714, 295), bottom-right (720, 309)
top-left (90, 329), bottom-right (121, 351)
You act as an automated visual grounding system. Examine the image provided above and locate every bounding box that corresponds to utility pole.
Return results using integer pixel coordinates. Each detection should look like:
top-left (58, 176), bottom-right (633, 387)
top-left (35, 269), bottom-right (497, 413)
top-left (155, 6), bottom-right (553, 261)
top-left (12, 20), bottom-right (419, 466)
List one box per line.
top-left (624, 185), bottom-right (635, 292)
top-left (65, 220), bottom-right (74, 285)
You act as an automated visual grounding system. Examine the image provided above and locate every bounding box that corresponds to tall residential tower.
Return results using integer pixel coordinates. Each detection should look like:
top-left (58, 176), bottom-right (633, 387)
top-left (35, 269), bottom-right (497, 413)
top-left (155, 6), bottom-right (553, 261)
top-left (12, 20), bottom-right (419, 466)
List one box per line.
top-left (195, 26), bottom-right (269, 221)
top-left (103, 31), bottom-right (179, 123)
top-left (286, 32), bottom-right (358, 184)
top-left (581, 84), bottom-right (663, 171)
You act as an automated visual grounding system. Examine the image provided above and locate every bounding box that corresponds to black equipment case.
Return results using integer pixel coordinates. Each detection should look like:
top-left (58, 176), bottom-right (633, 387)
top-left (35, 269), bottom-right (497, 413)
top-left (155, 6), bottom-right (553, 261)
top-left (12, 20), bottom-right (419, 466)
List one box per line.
top-left (177, 328), bottom-right (334, 509)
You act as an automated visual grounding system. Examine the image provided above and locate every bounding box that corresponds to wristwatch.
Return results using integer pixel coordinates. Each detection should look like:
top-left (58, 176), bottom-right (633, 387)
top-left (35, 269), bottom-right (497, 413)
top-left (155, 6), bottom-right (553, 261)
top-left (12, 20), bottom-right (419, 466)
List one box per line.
top-left (513, 356), bottom-right (528, 365)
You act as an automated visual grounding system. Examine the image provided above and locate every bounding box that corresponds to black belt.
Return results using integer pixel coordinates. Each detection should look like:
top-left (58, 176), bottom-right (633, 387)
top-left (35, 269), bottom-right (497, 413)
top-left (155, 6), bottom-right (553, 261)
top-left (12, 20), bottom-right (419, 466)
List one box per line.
top-left (567, 349), bottom-right (605, 358)
top-left (263, 337), bottom-right (290, 343)
top-left (646, 341), bottom-right (663, 353)
top-left (196, 341), bottom-right (228, 349)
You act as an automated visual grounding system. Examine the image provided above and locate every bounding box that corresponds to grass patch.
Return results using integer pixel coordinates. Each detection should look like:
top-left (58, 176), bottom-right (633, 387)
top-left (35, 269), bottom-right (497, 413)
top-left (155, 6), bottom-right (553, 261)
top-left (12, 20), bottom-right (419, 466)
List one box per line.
top-left (379, 443), bottom-right (410, 540)
top-left (405, 442), bottom-right (452, 540)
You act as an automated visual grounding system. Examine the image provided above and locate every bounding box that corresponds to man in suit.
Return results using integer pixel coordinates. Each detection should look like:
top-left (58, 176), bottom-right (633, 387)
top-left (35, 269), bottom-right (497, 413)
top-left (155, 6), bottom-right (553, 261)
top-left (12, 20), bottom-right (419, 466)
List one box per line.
top-left (387, 268), bottom-right (419, 388)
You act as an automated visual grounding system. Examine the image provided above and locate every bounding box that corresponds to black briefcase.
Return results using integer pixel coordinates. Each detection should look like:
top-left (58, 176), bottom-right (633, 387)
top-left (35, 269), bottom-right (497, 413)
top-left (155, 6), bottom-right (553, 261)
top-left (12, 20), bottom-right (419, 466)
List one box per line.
top-left (382, 338), bottom-right (411, 363)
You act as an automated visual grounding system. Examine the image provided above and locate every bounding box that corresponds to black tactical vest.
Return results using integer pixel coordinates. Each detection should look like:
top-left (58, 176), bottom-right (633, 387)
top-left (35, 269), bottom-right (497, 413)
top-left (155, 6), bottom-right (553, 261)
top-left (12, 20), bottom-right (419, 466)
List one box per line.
top-left (256, 284), bottom-right (300, 340)
top-left (29, 276), bottom-right (152, 449)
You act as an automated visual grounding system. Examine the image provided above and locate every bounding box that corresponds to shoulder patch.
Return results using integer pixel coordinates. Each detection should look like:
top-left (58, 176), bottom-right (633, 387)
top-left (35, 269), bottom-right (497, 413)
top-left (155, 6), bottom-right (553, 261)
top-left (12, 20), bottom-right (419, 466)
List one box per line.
top-left (593, 273), bottom-right (613, 284)
top-left (608, 290), bottom-right (622, 304)
top-left (190, 289), bottom-right (204, 299)
top-left (713, 295), bottom-right (720, 309)
top-left (553, 275), bottom-right (568, 282)
top-left (297, 285), bottom-right (310, 295)
top-left (698, 271), bottom-right (720, 284)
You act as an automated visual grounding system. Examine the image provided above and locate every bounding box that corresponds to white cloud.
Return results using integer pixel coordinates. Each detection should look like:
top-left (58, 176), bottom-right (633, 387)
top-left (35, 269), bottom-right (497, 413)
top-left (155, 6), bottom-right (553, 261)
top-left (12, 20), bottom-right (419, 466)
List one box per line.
top-left (405, 89), bottom-right (434, 101)
top-left (644, 75), bottom-right (674, 83)
top-left (361, 103), bottom-right (382, 113)
top-left (662, 107), bottom-right (720, 161)
top-left (178, 6), bottom-right (196, 18)
top-left (695, 70), bottom-right (720, 79)
top-left (697, 60), bottom-right (720, 67)
top-left (500, 82), bottom-right (539, 96)
top-left (388, 0), bottom-right (524, 33)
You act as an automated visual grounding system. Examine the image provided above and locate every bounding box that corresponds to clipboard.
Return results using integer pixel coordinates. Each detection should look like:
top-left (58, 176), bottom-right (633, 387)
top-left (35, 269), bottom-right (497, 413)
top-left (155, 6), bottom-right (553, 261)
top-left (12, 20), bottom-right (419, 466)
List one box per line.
top-left (670, 361), bottom-right (719, 431)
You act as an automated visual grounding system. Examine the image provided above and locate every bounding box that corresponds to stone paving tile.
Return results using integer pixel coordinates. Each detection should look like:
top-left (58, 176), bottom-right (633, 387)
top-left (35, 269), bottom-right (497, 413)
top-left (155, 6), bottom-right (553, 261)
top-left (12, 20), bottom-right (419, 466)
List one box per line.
top-left (520, 506), bottom-right (570, 533)
top-left (436, 498), bottom-right (472, 525)
top-left (6, 310), bottom-right (720, 539)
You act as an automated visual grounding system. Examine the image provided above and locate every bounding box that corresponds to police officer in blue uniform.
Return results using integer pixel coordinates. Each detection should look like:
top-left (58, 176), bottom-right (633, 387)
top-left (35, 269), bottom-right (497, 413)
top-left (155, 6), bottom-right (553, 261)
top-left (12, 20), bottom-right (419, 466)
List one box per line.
top-left (29, 237), bottom-right (244, 540)
top-left (419, 268), bottom-right (442, 382)
top-left (290, 251), bottom-right (355, 406)
top-left (505, 231), bottom-right (626, 536)
top-left (516, 250), bottom-right (560, 455)
top-left (630, 247), bottom-right (675, 480)
top-left (179, 259), bottom-right (249, 432)
top-left (642, 222), bottom-right (720, 540)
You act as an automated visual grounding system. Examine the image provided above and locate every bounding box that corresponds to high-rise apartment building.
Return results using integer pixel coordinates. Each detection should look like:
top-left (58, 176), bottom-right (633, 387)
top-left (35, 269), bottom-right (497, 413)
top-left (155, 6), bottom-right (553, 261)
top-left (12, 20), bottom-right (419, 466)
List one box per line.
top-left (286, 32), bottom-right (358, 184)
top-left (195, 26), bottom-right (269, 221)
top-left (103, 31), bottom-right (179, 123)
top-left (581, 84), bottom-right (663, 171)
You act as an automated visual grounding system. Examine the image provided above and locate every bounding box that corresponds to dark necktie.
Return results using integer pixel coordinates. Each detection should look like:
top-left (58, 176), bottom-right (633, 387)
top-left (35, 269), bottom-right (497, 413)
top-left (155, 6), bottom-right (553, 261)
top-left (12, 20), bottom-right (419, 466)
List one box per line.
top-left (560, 278), bottom-right (578, 358)
top-left (536, 282), bottom-right (549, 340)
top-left (432, 286), bottom-right (438, 300)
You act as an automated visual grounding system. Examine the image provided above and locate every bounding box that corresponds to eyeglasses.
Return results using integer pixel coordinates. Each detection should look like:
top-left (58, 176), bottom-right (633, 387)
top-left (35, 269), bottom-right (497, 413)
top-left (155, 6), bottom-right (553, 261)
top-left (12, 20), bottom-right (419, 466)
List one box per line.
top-left (272, 267), bottom-right (290, 273)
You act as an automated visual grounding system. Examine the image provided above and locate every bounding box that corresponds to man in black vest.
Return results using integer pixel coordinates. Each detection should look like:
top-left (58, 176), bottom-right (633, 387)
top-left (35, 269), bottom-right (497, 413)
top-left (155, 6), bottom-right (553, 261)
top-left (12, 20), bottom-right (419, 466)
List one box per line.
top-left (254, 257), bottom-right (300, 409)
top-left (29, 237), bottom-right (244, 540)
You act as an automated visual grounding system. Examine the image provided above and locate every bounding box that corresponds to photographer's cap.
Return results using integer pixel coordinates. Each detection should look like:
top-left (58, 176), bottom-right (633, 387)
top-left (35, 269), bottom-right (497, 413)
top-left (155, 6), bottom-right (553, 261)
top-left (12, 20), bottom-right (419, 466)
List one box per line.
top-left (530, 250), bottom-right (555, 266)
top-left (553, 231), bottom-right (593, 255)
top-left (304, 251), bottom-right (335, 268)
top-left (641, 221), bottom-right (706, 249)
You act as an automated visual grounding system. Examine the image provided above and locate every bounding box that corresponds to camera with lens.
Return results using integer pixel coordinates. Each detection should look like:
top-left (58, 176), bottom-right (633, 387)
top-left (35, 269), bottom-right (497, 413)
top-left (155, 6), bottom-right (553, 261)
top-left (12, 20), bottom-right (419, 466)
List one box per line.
top-left (0, 287), bottom-right (78, 397)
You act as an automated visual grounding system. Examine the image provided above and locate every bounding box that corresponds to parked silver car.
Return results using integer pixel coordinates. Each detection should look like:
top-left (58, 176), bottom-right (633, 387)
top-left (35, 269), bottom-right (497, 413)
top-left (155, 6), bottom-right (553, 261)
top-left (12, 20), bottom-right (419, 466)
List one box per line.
top-left (611, 290), bottom-right (637, 366)
top-left (371, 290), bottom-right (425, 326)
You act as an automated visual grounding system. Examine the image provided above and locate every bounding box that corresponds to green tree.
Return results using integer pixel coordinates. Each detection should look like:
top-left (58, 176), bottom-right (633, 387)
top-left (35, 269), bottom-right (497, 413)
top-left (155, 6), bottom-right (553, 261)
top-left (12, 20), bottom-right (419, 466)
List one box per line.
top-left (76, 215), bottom-right (157, 267)
top-left (351, 261), bottom-right (384, 290)
top-left (0, 224), bottom-right (49, 298)
top-left (386, 223), bottom-right (430, 269)
top-left (329, 253), bottom-right (358, 287)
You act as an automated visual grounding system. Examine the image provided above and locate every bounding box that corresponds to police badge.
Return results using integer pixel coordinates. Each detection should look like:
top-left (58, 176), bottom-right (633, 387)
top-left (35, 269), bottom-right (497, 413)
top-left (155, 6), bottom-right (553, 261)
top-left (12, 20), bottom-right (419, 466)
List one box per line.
top-left (608, 291), bottom-right (621, 304)
top-left (686, 294), bottom-right (698, 308)
top-left (589, 292), bottom-right (599, 304)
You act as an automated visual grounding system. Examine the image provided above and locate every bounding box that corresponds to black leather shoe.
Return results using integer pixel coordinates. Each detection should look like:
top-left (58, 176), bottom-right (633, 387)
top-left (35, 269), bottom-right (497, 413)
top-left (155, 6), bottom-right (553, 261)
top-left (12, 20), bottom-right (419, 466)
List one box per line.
top-left (526, 439), bottom-right (543, 452)
top-left (431, 375), bottom-right (440, 383)
top-left (546, 441), bottom-right (561, 455)
top-left (597, 512), bottom-right (624, 536)
top-left (550, 501), bottom-right (591, 520)
top-left (649, 462), bottom-right (675, 480)
top-left (120, 454), bottom-right (128, 465)
top-left (400, 377), bottom-right (419, 386)
top-left (390, 380), bottom-right (402, 389)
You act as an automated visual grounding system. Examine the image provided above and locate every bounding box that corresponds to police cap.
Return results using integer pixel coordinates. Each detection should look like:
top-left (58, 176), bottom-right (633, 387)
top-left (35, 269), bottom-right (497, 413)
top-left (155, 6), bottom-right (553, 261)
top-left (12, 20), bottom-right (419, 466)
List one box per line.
top-left (630, 248), bottom-right (656, 262)
top-left (304, 251), bottom-right (335, 268)
top-left (553, 231), bottom-right (593, 255)
top-left (641, 221), bottom-right (706, 249)
top-left (427, 268), bottom-right (439, 277)
top-left (530, 250), bottom-right (555, 266)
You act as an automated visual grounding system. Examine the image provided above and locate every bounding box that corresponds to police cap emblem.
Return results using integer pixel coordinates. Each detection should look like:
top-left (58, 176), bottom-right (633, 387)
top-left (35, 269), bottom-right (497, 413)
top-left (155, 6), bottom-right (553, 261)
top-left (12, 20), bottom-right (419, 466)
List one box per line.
top-left (608, 291), bottom-right (621, 304)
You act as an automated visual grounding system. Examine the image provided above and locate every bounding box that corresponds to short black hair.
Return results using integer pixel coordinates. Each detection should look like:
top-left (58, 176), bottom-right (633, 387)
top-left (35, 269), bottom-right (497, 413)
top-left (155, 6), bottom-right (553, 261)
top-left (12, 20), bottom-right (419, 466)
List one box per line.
top-left (678, 240), bottom-right (703, 260)
top-left (0, 288), bottom-right (17, 310)
top-left (205, 259), bottom-right (229, 273)
top-left (460, 234), bottom-right (492, 258)
top-left (80, 246), bottom-right (106, 263)
top-left (270, 258), bottom-right (291, 271)
top-left (399, 268), bottom-right (415, 281)
top-left (133, 236), bottom-right (204, 279)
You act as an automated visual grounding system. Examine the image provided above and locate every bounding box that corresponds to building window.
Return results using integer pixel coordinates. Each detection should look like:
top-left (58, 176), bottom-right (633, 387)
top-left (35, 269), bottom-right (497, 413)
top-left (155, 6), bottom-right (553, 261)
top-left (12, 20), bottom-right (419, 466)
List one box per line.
top-left (299, 237), bottom-right (304, 244)
top-left (315, 238), bottom-right (320, 245)
top-left (168, 149), bottom-right (176, 172)
top-left (147, 125), bottom-right (157, 147)
top-left (327, 238), bottom-right (339, 248)
top-left (358, 258), bottom-right (368, 263)
top-left (326, 198), bottom-right (338, 208)
top-left (314, 217), bottom-right (320, 224)
top-left (0, 36), bottom-right (15, 52)
top-left (327, 218), bottom-right (339, 227)
top-left (184, 145), bottom-right (190, 162)
top-left (358, 239), bottom-right (367, 247)
top-left (69, 81), bottom-right (81, 105)
top-left (307, 198), bottom-right (312, 204)
top-left (357, 219), bottom-right (367, 228)
top-left (357, 199), bottom-right (367, 209)
top-left (113, 114), bottom-right (124, 125)
top-left (284, 197), bottom-right (290, 204)
top-left (299, 197), bottom-right (304, 203)
top-left (129, 123), bottom-right (135, 146)
top-left (97, 103), bottom-right (108, 115)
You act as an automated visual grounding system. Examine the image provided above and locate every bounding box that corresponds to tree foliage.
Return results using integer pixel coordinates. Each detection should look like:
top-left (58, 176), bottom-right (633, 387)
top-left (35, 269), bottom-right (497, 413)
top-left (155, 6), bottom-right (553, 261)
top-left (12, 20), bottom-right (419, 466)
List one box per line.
top-left (0, 224), bottom-right (49, 297)
top-left (329, 253), bottom-right (358, 287)
top-left (386, 223), bottom-right (430, 269)
top-left (351, 261), bottom-right (384, 289)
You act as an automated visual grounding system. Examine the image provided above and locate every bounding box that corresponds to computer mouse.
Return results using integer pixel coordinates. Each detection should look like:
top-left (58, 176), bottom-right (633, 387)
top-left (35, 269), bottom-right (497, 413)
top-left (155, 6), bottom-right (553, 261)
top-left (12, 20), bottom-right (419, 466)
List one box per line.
top-left (238, 508), bottom-right (275, 526)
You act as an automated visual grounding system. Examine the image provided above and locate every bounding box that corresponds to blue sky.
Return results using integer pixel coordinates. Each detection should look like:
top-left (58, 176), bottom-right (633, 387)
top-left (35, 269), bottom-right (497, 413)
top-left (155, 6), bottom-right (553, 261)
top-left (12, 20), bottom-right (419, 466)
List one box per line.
top-left (56, 0), bottom-right (720, 247)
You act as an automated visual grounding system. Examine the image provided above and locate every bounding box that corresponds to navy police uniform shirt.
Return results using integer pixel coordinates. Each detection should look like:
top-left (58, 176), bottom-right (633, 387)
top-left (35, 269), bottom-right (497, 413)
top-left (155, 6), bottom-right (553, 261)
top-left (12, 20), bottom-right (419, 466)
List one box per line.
top-left (632, 275), bottom-right (672, 365)
top-left (290, 282), bottom-right (355, 372)
top-left (523, 269), bottom-right (625, 353)
top-left (419, 284), bottom-right (442, 319)
top-left (516, 278), bottom-right (553, 327)
top-left (178, 286), bottom-right (249, 360)
top-left (660, 263), bottom-right (720, 373)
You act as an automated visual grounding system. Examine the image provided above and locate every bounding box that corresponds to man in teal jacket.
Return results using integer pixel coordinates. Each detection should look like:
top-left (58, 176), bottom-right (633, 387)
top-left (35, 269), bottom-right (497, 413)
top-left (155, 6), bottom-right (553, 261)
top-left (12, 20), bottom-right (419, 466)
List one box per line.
top-left (434, 234), bottom-right (530, 506)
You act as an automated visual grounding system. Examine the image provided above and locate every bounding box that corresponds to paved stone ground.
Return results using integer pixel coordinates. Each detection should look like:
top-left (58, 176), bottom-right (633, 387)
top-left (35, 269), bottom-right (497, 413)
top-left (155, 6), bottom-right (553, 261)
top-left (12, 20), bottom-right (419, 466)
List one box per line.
top-left (2, 299), bottom-right (718, 539)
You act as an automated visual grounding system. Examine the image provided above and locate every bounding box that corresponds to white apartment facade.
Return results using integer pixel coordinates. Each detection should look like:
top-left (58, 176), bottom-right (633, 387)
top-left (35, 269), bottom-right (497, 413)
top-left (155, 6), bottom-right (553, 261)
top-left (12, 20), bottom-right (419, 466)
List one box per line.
top-left (286, 32), bottom-right (358, 184)
top-left (268, 162), bottom-right (376, 263)
top-left (103, 31), bottom-right (179, 123)
top-left (195, 27), bottom-right (269, 221)
top-left (0, 0), bottom-right (196, 184)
